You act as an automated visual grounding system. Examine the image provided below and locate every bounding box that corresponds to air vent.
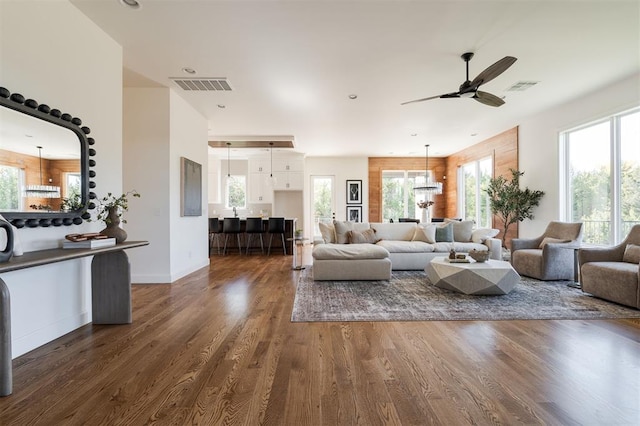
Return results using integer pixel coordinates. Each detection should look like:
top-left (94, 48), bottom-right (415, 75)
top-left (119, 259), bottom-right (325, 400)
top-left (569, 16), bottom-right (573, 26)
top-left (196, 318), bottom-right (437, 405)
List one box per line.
top-left (505, 81), bottom-right (539, 92)
top-left (170, 78), bottom-right (232, 91)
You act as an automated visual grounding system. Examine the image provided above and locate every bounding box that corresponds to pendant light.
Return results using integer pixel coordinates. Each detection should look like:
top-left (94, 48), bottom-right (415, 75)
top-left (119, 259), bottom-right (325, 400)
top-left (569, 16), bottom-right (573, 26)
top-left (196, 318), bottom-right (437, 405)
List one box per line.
top-left (225, 142), bottom-right (231, 183)
top-left (24, 146), bottom-right (61, 198)
top-left (267, 142), bottom-right (277, 187)
top-left (414, 144), bottom-right (442, 198)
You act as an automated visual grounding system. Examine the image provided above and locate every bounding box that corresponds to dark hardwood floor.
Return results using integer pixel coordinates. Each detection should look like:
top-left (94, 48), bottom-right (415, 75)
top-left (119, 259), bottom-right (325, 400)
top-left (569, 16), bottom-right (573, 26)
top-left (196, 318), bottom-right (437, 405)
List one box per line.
top-left (1, 248), bottom-right (639, 425)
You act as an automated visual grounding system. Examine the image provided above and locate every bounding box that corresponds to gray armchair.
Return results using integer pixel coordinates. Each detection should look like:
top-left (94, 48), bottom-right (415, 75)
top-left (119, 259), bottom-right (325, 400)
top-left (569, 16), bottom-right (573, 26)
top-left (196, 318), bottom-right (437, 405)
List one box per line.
top-left (578, 225), bottom-right (640, 309)
top-left (511, 221), bottom-right (583, 280)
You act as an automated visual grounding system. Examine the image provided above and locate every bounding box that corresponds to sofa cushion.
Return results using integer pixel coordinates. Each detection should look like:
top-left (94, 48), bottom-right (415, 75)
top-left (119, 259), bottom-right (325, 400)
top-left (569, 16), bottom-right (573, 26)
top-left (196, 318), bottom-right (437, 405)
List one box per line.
top-left (348, 228), bottom-right (379, 244)
top-left (313, 243), bottom-right (389, 260)
top-left (370, 222), bottom-right (416, 241)
top-left (333, 220), bottom-right (370, 244)
top-left (623, 244), bottom-right (640, 264)
top-left (471, 228), bottom-right (500, 243)
top-left (435, 222), bottom-right (454, 242)
top-left (446, 219), bottom-right (475, 242)
top-left (319, 222), bottom-right (336, 243)
top-left (376, 240), bottom-right (435, 253)
top-left (539, 237), bottom-right (570, 248)
top-left (412, 224), bottom-right (436, 243)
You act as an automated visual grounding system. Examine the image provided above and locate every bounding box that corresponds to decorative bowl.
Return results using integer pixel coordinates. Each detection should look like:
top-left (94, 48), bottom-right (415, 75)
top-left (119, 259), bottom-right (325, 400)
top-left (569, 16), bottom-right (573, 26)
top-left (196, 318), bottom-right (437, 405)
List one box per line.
top-left (469, 250), bottom-right (490, 263)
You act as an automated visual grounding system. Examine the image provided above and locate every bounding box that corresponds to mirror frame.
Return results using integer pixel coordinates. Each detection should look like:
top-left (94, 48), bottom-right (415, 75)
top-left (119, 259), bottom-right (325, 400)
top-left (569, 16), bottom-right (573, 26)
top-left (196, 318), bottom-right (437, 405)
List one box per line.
top-left (0, 86), bottom-right (96, 229)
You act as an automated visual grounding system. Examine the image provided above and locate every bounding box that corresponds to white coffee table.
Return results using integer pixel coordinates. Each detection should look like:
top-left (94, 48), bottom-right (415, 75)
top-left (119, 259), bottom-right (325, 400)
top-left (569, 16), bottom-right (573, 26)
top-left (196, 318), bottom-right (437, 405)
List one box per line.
top-left (426, 257), bottom-right (520, 295)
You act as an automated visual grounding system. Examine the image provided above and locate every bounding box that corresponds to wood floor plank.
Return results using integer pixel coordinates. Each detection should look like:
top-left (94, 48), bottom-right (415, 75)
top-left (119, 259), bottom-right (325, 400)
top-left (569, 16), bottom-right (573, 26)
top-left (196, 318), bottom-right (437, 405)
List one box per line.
top-left (0, 249), bottom-right (639, 425)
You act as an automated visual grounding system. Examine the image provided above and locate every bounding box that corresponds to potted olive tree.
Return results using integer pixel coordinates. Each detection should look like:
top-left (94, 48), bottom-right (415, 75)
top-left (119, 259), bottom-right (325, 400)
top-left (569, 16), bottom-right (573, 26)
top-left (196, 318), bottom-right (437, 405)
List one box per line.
top-left (486, 169), bottom-right (544, 254)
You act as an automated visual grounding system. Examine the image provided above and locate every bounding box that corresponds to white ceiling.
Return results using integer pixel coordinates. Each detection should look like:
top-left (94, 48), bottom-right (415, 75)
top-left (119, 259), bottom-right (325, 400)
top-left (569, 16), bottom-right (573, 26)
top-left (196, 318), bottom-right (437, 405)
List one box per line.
top-left (70, 0), bottom-right (640, 158)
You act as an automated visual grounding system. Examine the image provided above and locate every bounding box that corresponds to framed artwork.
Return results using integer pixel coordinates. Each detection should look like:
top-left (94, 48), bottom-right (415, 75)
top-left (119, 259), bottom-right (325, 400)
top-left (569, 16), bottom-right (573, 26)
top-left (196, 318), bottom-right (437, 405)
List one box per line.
top-left (180, 157), bottom-right (202, 217)
top-left (346, 179), bottom-right (362, 204)
top-left (347, 205), bottom-right (362, 223)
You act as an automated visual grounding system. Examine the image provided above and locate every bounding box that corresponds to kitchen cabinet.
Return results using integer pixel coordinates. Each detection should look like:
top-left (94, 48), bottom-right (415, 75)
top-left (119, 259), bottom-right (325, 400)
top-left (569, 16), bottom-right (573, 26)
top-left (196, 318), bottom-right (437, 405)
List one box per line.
top-left (273, 157), bottom-right (304, 190)
top-left (249, 173), bottom-right (273, 203)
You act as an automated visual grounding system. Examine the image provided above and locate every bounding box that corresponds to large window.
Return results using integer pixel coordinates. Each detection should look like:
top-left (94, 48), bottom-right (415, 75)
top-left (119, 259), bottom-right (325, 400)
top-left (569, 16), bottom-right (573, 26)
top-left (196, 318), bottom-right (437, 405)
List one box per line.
top-left (225, 175), bottom-right (246, 209)
top-left (562, 107), bottom-right (640, 244)
top-left (458, 157), bottom-right (492, 227)
top-left (382, 170), bottom-right (427, 222)
top-left (0, 165), bottom-right (23, 211)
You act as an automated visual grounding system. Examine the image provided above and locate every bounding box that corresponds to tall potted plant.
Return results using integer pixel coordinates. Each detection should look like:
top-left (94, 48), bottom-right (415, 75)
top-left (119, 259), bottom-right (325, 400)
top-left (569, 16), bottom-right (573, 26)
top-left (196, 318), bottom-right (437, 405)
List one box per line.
top-left (486, 169), bottom-right (544, 249)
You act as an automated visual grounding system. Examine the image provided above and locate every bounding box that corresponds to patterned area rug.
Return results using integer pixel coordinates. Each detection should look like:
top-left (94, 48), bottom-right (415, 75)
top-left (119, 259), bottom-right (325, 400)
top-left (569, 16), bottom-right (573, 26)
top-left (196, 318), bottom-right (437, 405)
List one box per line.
top-left (291, 268), bottom-right (640, 322)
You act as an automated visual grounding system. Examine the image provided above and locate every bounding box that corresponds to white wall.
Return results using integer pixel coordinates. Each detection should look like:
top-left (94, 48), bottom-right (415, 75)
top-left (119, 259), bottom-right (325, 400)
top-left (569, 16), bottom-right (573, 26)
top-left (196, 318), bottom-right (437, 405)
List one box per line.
top-left (123, 88), bottom-right (171, 282)
top-left (0, 1), bottom-right (123, 357)
top-left (168, 91), bottom-right (209, 281)
top-left (123, 89), bottom-right (209, 283)
top-left (518, 73), bottom-right (640, 238)
top-left (304, 157), bottom-right (369, 236)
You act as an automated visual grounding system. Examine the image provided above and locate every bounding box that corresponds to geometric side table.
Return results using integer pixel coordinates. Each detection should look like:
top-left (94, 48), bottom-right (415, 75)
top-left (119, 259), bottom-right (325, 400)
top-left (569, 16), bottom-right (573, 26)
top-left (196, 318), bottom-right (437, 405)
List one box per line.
top-left (426, 257), bottom-right (520, 295)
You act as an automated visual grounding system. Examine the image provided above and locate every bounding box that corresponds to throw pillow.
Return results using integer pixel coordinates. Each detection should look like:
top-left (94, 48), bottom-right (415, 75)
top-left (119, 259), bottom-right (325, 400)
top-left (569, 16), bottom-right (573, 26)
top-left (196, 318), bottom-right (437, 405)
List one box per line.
top-left (318, 222), bottom-right (336, 243)
top-left (471, 228), bottom-right (500, 243)
top-left (539, 237), bottom-right (570, 248)
top-left (333, 220), bottom-right (370, 244)
top-left (622, 244), bottom-right (640, 264)
top-left (348, 229), bottom-right (379, 244)
top-left (445, 219), bottom-right (474, 242)
top-left (435, 222), bottom-right (454, 242)
top-left (412, 224), bottom-right (436, 243)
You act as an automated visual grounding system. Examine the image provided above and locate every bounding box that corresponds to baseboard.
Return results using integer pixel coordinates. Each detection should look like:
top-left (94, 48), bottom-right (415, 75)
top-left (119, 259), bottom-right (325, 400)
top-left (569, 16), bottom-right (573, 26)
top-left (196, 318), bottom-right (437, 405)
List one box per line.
top-left (132, 260), bottom-right (210, 284)
top-left (13, 311), bottom-right (90, 359)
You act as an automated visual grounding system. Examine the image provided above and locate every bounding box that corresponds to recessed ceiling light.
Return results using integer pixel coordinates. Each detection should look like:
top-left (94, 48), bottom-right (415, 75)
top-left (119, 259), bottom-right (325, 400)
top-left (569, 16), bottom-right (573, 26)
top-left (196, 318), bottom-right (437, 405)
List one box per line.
top-left (411, 133), bottom-right (418, 137)
top-left (348, 94), bottom-right (358, 100)
top-left (471, 133), bottom-right (478, 137)
top-left (217, 104), bottom-right (226, 109)
top-left (182, 67), bottom-right (196, 75)
top-left (119, 0), bottom-right (141, 10)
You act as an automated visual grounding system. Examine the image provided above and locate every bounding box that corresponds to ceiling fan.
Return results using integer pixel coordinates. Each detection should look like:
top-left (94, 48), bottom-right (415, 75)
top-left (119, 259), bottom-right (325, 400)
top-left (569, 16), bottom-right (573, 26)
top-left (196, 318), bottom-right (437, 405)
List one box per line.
top-left (401, 52), bottom-right (517, 107)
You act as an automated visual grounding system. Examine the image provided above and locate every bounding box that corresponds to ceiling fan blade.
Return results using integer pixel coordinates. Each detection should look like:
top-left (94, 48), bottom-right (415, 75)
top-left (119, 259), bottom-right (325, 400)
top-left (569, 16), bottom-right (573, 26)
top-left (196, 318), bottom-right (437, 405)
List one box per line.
top-left (400, 94), bottom-right (447, 105)
top-left (439, 92), bottom-right (461, 99)
top-left (473, 90), bottom-right (505, 107)
top-left (469, 56), bottom-right (517, 88)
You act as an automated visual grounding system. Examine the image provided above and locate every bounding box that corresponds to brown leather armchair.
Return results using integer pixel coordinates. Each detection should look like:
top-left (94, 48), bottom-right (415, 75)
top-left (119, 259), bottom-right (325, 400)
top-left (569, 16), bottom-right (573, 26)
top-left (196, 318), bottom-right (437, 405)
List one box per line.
top-left (511, 221), bottom-right (583, 280)
top-left (578, 225), bottom-right (640, 309)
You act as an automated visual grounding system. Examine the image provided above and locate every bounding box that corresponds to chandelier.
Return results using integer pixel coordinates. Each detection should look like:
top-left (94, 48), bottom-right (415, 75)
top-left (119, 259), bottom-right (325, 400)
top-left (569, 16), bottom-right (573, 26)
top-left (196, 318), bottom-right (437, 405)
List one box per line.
top-left (414, 144), bottom-right (442, 198)
top-left (23, 146), bottom-right (61, 198)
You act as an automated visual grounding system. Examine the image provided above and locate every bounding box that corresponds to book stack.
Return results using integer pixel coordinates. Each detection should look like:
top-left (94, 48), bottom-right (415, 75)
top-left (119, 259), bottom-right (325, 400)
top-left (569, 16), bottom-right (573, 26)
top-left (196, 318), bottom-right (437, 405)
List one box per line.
top-left (62, 233), bottom-right (116, 249)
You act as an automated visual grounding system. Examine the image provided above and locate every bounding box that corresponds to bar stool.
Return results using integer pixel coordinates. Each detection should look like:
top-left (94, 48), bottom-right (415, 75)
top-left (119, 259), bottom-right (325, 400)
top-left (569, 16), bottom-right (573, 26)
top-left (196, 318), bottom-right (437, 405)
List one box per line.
top-left (267, 217), bottom-right (287, 255)
top-left (222, 217), bottom-right (242, 255)
top-left (209, 218), bottom-right (222, 255)
top-left (245, 217), bottom-right (265, 255)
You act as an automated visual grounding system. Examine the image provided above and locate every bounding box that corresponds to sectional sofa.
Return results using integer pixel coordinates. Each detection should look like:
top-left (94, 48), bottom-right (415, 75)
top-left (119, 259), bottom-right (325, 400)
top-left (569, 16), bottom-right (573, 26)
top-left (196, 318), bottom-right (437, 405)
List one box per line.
top-left (312, 220), bottom-right (501, 280)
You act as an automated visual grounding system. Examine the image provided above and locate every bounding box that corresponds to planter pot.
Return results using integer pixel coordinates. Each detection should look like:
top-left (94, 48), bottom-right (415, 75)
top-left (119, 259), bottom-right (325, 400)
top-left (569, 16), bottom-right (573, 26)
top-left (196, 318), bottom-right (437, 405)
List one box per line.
top-left (100, 207), bottom-right (127, 243)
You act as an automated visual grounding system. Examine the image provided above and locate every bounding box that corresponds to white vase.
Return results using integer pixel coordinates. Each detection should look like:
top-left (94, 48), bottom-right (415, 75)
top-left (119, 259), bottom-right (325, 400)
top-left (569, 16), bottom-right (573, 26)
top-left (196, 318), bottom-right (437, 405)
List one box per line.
top-left (421, 208), bottom-right (430, 224)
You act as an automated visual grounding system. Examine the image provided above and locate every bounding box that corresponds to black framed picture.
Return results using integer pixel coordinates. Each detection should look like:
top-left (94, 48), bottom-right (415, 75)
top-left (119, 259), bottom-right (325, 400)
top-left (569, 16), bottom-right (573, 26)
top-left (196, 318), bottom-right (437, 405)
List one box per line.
top-left (346, 180), bottom-right (362, 204)
top-left (347, 205), bottom-right (362, 222)
top-left (180, 157), bottom-right (202, 217)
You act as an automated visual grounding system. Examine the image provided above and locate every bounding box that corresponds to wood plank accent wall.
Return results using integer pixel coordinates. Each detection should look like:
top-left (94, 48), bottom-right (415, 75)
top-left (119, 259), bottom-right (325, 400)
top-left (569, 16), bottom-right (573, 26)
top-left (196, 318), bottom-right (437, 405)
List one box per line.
top-left (445, 127), bottom-right (519, 247)
top-left (368, 156), bottom-right (447, 223)
top-left (367, 127), bottom-right (518, 245)
top-left (0, 148), bottom-right (80, 211)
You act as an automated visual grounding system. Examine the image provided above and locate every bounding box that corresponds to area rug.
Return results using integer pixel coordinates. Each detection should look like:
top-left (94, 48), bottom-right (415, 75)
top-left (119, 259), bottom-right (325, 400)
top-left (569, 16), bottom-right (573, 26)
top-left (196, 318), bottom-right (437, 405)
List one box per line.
top-left (291, 268), bottom-right (640, 322)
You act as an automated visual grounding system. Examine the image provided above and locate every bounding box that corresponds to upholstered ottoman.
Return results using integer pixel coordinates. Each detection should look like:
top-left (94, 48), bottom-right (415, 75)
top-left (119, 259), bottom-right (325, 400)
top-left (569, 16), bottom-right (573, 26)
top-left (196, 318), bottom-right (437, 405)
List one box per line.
top-left (312, 244), bottom-right (392, 281)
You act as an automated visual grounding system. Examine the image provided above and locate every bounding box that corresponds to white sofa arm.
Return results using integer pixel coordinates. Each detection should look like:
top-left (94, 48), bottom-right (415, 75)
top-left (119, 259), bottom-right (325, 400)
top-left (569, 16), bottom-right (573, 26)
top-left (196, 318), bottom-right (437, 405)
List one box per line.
top-left (485, 238), bottom-right (502, 260)
top-left (313, 237), bottom-right (326, 245)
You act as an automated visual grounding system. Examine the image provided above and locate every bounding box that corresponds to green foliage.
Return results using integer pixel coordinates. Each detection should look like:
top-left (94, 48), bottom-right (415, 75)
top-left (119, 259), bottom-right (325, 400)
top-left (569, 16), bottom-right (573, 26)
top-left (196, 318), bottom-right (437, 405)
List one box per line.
top-left (0, 165), bottom-right (20, 210)
top-left (486, 169), bottom-right (545, 247)
top-left (226, 176), bottom-right (246, 208)
top-left (61, 193), bottom-right (83, 212)
top-left (93, 190), bottom-right (141, 224)
top-left (571, 160), bottom-right (640, 243)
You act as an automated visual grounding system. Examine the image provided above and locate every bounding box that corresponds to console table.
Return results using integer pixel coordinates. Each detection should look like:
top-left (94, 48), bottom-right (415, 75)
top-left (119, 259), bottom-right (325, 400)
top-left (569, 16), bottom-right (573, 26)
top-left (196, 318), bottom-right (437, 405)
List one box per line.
top-left (0, 240), bottom-right (148, 396)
